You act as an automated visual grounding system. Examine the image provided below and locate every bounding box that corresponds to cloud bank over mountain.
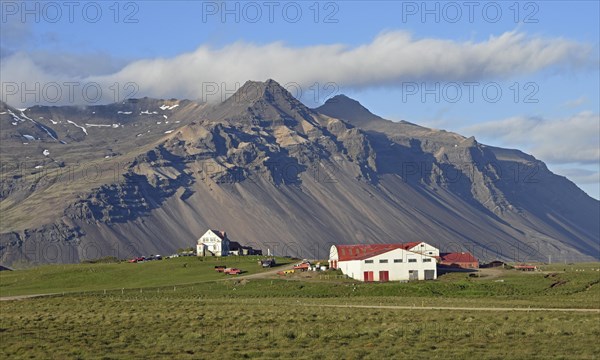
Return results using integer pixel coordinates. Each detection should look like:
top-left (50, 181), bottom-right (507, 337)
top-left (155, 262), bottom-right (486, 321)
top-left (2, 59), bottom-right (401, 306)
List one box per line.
top-left (465, 111), bottom-right (600, 164)
top-left (1, 31), bottom-right (595, 106)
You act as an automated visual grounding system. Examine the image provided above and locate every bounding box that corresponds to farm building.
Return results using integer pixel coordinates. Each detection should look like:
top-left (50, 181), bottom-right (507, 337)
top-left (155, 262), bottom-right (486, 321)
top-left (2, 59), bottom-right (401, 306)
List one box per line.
top-left (197, 230), bottom-right (230, 257)
top-left (439, 252), bottom-right (479, 269)
top-left (329, 242), bottom-right (438, 282)
top-left (514, 264), bottom-right (538, 271)
top-left (481, 260), bottom-right (506, 268)
top-left (404, 241), bottom-right (439, 257)
top-left (229, 241), bottom-right (262, 256)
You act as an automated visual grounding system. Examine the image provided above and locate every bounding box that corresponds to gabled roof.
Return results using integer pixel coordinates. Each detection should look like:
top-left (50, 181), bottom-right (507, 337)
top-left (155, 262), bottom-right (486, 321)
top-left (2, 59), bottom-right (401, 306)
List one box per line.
top-left (440, 252), bottom-right (478, 263)
top-left (200, 229), bottom-right (227, 240)
top-left (335, 242), bottom-right (423, 261)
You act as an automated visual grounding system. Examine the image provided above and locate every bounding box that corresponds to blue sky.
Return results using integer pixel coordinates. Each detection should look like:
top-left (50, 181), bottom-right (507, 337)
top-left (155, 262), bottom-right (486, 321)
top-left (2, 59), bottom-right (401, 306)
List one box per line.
top-left (1, 0), bottom-right (599, 198)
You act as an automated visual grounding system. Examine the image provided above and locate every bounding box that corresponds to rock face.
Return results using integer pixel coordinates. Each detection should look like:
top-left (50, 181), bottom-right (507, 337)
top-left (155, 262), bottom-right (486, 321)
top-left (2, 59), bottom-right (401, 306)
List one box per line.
top-left (0, 80), bottom-right (598, 266)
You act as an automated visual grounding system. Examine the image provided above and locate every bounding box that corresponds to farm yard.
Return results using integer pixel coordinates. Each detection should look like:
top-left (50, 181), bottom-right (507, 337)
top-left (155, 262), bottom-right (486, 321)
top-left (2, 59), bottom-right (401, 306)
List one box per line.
top-left (1, 259), bottom-right (599, 359)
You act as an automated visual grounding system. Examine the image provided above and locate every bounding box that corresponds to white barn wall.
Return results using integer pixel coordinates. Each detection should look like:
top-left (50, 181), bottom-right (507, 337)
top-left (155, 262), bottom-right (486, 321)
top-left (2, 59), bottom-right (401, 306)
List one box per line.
top-left (361, 248), bottom-right (437, 281)
top-left (331, 246), bottom-right (438, 282)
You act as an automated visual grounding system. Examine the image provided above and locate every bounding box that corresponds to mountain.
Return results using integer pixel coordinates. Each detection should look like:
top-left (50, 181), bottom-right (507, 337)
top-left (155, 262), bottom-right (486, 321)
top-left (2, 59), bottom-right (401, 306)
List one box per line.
top-left (0, 80), bottom-right (598, 266)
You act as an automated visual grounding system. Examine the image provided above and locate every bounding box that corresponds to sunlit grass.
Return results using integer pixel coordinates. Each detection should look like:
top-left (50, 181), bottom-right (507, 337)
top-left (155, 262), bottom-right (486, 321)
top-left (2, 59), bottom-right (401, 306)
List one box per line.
top-left (1, 261), bottom-right (598, 358)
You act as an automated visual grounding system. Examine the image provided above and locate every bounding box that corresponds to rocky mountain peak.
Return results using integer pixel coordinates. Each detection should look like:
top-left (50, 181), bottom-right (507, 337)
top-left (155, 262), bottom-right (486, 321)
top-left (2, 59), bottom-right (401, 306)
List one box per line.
top-left (204, 79), bottom-right (317, 128)
top-left (317, 94), bottom-right (384, 127)
top-left (231, 79), bottom-right (299, 107)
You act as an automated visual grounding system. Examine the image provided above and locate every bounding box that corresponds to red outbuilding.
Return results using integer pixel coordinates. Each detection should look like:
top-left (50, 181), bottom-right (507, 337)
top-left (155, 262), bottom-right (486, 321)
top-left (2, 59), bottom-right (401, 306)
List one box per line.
top-left (439, 252), bottom-right (479, 269)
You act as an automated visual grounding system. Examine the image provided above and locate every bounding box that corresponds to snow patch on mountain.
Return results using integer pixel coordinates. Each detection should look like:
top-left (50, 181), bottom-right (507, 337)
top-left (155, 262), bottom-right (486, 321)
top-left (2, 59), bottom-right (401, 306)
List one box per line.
top-left (67, 120), bottom-right (88, 135)
top-left (159, 104), bottom-right (179, 110)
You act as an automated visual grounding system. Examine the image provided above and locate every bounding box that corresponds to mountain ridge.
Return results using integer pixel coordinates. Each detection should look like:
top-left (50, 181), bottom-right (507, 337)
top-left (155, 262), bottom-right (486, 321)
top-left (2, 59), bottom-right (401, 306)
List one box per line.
top-left (0, 80), bottom-right (597, 266)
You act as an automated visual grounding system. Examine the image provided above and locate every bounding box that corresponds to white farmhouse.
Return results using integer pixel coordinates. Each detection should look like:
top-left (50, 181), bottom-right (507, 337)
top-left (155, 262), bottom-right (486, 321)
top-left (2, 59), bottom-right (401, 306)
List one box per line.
top-left (329, 242), bottom-right (438, 282)
top-left (196, 229), bottom-right (230, 257)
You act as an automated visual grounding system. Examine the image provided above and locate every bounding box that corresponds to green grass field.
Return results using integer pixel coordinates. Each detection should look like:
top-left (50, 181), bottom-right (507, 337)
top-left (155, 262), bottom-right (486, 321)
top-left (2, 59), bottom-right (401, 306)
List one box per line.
top-left (0, 256), bottom-right (290, 296)
top-left (1, 261), bottom-right (599, 359)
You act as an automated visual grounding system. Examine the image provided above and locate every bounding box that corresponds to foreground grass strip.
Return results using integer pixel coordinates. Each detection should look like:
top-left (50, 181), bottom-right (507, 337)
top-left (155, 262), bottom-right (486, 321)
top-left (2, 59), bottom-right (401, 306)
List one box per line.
top-left (1, 293), bottom-right (599, 359)
top-left (302, 303), bottom-right (600, 313)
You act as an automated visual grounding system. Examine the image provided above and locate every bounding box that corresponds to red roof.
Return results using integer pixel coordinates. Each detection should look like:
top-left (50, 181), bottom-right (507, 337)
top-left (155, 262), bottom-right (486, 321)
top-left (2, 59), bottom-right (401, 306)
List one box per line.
top-left (440, 252), bottom-right (478, 263)
top-left (335, 242), bottom-right (422, 261)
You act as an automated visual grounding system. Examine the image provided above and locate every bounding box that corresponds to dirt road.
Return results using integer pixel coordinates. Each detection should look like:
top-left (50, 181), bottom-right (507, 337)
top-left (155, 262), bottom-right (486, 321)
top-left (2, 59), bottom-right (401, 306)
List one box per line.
top-left (237, 263), bottom-right (295, 279)
top-left (0, 293), bottom-right (58, 301)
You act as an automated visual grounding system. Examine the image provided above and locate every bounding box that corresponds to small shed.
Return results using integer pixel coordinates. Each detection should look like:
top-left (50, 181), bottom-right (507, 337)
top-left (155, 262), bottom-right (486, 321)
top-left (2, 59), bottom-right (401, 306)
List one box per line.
top-left (481, 260), bottom-right (506, 268)
top-left (439, 252), bottom-right (479, 269)
top-left (514, 264), bottom-right (537, 271)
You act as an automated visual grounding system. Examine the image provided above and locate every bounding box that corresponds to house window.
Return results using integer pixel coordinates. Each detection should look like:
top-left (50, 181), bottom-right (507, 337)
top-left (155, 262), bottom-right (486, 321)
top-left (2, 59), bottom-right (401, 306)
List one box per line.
top-left (393, 259), bottom-right (403, 263)
top-left (365, 260), bottom-right (374, 264)
top-left (408, 259), bottom-right (417, 263)
top-left (423, 258), bottom-right (432, 262)
top-left (379, 259), bottom-right (388, 263)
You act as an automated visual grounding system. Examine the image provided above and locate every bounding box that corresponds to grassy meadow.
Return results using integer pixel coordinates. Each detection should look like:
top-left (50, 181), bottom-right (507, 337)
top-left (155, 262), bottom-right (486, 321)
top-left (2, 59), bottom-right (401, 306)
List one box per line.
top-left (0, 256), bottom-right (289, 296)
top-left (1, 260), bottom-right (599, 359)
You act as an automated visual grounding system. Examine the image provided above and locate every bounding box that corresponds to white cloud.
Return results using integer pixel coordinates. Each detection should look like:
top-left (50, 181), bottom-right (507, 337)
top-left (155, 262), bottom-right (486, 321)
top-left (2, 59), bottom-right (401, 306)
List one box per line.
top-left (1, 31), bottom-right (596, 106)
top-left (464, 111), bottom-right (600, 164)
top-left (563, 96), bottom-right (588, 108)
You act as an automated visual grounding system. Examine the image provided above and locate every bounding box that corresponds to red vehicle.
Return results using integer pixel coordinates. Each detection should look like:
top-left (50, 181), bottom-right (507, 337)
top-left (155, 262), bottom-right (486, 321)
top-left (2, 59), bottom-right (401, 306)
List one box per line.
top-left (293, 261), bottom-right (311, 271)
top-left (129, 257), bottom-right (145, 263)
top-left (224, 268), bottom-right (242, 275)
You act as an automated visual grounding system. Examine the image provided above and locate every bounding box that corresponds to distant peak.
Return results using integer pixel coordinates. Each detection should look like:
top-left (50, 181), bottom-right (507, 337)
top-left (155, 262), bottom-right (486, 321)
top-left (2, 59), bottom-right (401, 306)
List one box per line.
top-left (232, 79), bottom-right (296, 105)
top-left (317, 94), bottom-right (382, 125)
top-left (326, 94), bottom-right (356, 102)
top-left (205, 79), bottom-right (314, 124)
top-left (239, 79), bottom-right (285, 92)
top-left (323, 94), bottom-right (373, 113)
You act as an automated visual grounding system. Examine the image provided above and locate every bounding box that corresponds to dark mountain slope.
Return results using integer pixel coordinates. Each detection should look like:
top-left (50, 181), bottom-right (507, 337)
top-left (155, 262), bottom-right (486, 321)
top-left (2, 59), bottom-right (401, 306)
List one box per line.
top-left (0, 81), bottom-right (597, 266)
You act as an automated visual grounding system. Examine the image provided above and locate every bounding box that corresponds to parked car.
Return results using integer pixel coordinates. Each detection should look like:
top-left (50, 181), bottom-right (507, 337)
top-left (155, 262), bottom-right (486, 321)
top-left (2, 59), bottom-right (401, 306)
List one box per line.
top-left (224, 268), bottom-right (242, 275)
top-left (260, 258), bottom-right (276, 268)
